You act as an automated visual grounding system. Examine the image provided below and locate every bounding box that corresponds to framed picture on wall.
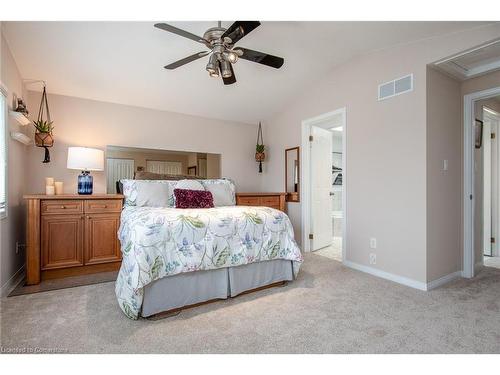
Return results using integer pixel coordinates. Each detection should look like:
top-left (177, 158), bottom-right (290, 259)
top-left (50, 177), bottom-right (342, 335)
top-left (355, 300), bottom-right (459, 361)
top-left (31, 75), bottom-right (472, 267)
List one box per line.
top-left (475, 119), bottom-right (483, 149)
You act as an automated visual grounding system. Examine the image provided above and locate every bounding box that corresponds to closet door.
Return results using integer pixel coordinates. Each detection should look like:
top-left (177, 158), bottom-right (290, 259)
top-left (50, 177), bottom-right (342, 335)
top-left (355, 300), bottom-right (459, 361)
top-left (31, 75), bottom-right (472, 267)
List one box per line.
top-left (106, 158), bottom-right (134, 193)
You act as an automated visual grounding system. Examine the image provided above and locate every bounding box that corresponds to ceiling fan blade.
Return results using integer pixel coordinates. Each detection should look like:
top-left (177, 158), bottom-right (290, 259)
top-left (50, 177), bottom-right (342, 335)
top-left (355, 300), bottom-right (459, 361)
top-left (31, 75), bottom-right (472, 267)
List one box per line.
top-left (221, 21), bottom-right (261, 44)
top-left (164, 51), bottom-right (210, 70)
top-left (221, 62), bottom-right (236, 85)
top-left (235, 47), bottom-right (284, 69)
top-left (154, 23), bottom-right (210, 47)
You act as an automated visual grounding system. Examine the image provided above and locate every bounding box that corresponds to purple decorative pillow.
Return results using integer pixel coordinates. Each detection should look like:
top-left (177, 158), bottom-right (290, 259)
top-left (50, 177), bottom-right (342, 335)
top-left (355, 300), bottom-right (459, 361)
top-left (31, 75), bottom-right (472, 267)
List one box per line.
top-left (174, 188), bottom-right (214, 209)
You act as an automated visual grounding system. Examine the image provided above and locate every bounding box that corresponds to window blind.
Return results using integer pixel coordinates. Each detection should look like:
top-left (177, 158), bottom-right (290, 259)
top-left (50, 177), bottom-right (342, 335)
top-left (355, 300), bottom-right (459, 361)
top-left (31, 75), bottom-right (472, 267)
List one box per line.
top-left (146, 160), bottom-right (182, 175)
top-left (0, 90), bottom-right (7, 217)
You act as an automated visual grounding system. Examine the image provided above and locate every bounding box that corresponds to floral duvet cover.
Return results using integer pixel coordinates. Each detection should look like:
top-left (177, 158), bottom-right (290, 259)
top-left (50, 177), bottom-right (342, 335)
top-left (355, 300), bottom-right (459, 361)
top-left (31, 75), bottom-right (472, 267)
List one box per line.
top-left (115, 205), bottom-right (303, 319)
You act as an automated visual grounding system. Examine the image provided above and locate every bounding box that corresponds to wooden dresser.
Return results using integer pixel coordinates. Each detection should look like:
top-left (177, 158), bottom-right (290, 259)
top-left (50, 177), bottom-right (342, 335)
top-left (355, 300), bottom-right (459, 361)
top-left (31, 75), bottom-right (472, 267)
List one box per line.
top-left (236, 192), bottom-right (286, 212)
top-left (24, 194), bottom-right (124, 285)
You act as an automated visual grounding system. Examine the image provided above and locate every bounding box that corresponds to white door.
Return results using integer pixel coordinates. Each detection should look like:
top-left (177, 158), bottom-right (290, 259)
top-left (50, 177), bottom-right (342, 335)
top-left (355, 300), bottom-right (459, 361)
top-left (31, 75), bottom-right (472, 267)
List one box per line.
top-left (198, 159), bottom-right (207, 178)
top-left (106, 158), bottom-right (134, 193)
top-left (311, 126), bottom-right (333, 251)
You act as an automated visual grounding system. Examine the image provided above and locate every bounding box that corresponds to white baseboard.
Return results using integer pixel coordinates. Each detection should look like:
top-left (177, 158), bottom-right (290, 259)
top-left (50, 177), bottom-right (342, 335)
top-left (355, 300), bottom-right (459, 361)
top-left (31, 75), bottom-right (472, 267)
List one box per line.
top-left (1, 265), bottom-right (25, 298)
top-left (343, 260), bottom-right (427, 291)
top-left (426, 271), bottom-right (462, 290)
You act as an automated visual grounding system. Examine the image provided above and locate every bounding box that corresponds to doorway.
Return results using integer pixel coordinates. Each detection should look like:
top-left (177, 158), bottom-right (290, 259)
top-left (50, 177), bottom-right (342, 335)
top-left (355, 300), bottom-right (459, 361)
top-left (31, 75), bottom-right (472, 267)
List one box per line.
top-left (463, 87), bottom-right (500, 277)
top-left (301, 108), bottom-right (346, 261)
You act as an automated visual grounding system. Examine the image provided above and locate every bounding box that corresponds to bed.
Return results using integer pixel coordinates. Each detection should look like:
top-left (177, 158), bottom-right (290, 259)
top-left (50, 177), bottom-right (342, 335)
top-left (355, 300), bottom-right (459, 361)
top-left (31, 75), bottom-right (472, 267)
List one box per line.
top-left (115, 177), bottom-right (303, 319)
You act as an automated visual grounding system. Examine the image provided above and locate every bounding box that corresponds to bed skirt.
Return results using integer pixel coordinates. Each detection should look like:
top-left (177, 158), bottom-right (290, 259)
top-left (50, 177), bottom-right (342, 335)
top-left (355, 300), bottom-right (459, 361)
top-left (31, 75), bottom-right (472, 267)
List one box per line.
top-left (141, 259), bottom-right (294, 317)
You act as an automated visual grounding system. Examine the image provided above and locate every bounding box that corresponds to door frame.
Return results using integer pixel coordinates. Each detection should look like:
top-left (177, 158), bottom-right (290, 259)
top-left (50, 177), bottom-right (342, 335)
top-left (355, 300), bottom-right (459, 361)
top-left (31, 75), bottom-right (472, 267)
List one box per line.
top-left (463, 86), bottom-right (500, 278)
top-left (301, 107), bottom-right (347, 261)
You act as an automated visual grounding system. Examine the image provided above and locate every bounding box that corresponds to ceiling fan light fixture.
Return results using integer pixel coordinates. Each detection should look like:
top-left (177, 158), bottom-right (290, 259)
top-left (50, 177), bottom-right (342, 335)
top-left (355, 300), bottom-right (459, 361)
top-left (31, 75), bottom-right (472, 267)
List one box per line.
top-left (224, 50), bottom-right (238, 63)
top-left (206, 53), bottom-right (218, 74)
top-left (209, 67), bottom-right (220, 77)
top-left (220, 60), bottom-right (232, 78)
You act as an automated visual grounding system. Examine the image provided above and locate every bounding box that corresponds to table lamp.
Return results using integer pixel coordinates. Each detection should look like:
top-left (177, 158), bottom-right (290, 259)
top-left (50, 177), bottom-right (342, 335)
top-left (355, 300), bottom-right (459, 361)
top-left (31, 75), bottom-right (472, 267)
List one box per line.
top-left (67, 147), bottom-right (104, 195)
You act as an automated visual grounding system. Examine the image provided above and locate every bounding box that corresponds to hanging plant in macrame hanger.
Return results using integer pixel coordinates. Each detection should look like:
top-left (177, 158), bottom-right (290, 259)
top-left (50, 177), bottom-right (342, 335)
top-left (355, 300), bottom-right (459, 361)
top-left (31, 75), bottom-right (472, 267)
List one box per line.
top-left (255, 122), bottom-right (265, 173)
top-left (33, 85), bottom-right (54, 163)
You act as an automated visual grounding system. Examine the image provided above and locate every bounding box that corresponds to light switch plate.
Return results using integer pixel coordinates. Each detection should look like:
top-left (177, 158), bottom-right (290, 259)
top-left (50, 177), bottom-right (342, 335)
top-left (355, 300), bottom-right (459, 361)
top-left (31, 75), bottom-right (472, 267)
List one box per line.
top-left (370, 238), bottom-right (377, 249)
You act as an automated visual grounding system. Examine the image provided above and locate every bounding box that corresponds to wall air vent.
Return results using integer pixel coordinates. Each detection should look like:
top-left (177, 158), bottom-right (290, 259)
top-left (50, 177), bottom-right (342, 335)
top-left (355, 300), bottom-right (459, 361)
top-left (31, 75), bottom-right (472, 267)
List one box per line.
top-left (378, 74), bottom-right (413, 101)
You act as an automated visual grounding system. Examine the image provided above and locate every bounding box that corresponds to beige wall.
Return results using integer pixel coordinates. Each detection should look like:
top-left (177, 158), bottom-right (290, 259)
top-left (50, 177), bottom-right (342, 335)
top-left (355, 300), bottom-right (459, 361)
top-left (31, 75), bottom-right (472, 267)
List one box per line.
top-left (206, 153), bottom-right (221, 179)
top-left (0, 30), bottom-right (29, 290)
top-left (25, 91), bottom-right (259, 196)
top-left (425, 67), bottom-right (462, 281)
top-left (261, 24), bottom-right (500, 284)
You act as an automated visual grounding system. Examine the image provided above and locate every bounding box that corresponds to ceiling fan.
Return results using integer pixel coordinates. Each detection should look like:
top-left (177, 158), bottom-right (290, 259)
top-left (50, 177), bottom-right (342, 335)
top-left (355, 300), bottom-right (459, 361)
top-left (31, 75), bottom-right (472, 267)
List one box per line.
top-left (154, 21), bottom-right (284, 85)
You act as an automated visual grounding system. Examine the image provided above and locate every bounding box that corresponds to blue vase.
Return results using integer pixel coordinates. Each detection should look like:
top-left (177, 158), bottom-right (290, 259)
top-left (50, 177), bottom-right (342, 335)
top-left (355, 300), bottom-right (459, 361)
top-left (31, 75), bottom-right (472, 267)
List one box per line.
top-left (77, 171), bottom-right (93, 195)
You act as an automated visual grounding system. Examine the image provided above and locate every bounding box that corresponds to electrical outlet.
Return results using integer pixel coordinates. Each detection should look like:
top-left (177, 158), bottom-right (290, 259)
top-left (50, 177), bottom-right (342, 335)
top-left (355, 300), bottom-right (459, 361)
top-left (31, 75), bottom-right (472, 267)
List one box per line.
top-left (443, 159), bottom-right (448, 171)
top-left (369, 253), bottom-right (377, 265)
top-left (369, 237), bottom-right (377, 249)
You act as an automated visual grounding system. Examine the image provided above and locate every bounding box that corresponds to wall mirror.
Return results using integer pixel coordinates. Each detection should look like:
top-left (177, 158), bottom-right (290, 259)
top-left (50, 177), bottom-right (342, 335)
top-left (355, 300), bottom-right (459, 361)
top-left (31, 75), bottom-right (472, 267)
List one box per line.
top-left (105, 145), bottom-right (221, 193)
top-left (285, 146), bottom-right (300, 202)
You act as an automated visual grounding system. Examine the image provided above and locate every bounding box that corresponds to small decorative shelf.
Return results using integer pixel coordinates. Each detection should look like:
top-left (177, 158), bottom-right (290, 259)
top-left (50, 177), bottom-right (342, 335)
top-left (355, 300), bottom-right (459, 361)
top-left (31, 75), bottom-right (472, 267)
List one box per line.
top-left (10, 132), bottom-right (32, 145)
top-left (9, 110), bottom-right (31, 126)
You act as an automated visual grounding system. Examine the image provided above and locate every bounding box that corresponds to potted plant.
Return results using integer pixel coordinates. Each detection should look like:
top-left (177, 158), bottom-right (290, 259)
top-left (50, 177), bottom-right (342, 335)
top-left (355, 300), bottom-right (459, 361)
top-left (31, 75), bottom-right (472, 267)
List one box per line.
top-left (255, 143), bottom-right (265, 162)
top-left (33, 119), bottom-right (54, 148)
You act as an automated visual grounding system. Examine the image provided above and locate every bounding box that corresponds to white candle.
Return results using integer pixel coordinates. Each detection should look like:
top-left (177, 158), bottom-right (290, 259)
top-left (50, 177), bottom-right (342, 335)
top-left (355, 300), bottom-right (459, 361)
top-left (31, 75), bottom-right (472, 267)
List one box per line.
top-left (54, 181), bottom-right (64, 195)
top-left (46, 185), bottom-right (55, 195)
top-left (45, 177), bottom-right (55, 186)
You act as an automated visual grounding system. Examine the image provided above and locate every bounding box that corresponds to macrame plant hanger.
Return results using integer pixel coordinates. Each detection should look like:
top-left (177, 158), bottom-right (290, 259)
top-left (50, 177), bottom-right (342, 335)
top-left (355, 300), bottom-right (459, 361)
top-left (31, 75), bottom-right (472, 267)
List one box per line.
top-left (35, 85), bottom-right (53, 163)
top-left (255, 122), bottom-right (265, 173)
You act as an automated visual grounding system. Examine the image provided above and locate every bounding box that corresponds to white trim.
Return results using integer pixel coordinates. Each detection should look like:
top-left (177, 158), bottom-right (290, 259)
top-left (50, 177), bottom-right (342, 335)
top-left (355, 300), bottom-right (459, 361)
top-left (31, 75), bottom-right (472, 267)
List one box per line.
top-left (0, 81), bottom-right (8, 97)
top-left (344, 261), bottom-right (463, 291)
top-left (301, 107), bottom-right (346, 262)
top-left (0, 265), bottom-right (25, 298)
top-left (343, 260), bottom-right (427, 291)
top-left (0, 89), bottom-right (8, 220)
top-left (426, 271), bottom-right (462, 291)
top-left (463, 86), bottom-right (500, 279)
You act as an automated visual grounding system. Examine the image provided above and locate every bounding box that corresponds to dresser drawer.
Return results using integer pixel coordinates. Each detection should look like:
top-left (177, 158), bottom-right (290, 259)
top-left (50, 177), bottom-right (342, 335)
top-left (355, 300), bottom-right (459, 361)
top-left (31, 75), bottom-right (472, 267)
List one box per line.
top-left (84, 199), bottom-right (122, 213)
top-left (237, 196), bottom-right (261, 206)
top-left (41, 200), bottom-right (84, 215)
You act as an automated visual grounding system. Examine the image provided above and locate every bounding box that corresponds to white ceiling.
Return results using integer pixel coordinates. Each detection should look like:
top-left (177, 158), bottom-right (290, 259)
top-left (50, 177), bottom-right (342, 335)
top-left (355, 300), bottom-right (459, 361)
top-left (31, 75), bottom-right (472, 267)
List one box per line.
top-left (2, 21), bottom-right (493, 124)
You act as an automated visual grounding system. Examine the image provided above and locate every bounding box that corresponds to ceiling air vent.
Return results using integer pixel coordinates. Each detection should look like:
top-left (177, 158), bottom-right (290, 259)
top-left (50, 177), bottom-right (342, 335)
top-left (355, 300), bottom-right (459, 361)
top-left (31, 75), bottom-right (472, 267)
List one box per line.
top-left (378, 74), bottom-right (413, 101)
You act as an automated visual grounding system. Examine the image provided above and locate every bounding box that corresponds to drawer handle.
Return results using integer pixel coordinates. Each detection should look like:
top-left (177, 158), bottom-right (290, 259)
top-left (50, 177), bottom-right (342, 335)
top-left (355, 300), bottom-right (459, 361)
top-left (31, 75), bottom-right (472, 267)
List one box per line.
top-left (87, 216), bottom-right (91, 219)
top-left (61, 206), bottom-right (65, 209)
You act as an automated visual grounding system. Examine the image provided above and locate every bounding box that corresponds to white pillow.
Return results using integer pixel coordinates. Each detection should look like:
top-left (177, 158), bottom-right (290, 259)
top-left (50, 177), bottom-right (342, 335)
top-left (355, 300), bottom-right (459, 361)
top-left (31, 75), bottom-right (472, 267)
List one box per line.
top-left (204, 183), bottom-right (233, 207)
top-left (175, 179), bottom-right (205, 191)
top-left (201, 179), bottom-right (236, 206)
top-left (121, 179), bottom-right (176, 207)
top-left (135, 181), bottom-right (169, 207)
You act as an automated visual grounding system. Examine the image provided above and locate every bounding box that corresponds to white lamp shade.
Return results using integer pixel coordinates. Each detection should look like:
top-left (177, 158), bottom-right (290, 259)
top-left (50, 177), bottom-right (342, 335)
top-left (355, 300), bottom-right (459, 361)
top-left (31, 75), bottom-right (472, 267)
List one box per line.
top-left (67, 147), bottom-right (104, 171)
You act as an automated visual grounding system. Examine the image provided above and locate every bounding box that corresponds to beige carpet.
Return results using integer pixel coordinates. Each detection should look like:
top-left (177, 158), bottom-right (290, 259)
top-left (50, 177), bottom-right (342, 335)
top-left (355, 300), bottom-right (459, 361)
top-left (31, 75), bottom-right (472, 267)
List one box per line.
top-left (1, 252), bottom-right (500, 354)
top-left (8, 271), bottom-right (118, 297)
